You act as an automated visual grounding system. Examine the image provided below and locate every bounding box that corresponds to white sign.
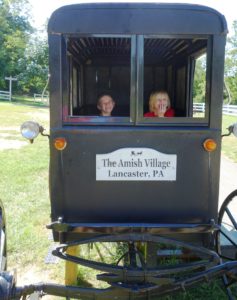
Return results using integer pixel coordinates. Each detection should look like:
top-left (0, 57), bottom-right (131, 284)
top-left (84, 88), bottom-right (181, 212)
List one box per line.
top-left (96, 148), bottom-right (177, 181)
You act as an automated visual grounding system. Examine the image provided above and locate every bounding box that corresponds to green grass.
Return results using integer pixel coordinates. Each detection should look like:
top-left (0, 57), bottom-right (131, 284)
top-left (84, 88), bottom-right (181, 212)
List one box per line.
top-left (160, 282), bottom-right (230, 300)
top-left (0, 99), bottom-right (237, 299)
top-left (0, 94), bottom-right (49, 108)
top-left (0, 101), bottom-right (64, 290)
top-left (222, 114), bottom-right (237, 162)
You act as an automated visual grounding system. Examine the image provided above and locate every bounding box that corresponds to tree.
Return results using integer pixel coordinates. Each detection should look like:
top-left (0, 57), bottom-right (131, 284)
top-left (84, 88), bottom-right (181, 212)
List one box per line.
top-left (17, 33), bottom-right (49, 94)
top-left (0, 0), bottom-right (49, 95)
top-left (193, 54), bottom-right (206, 103)
top-left (224, 20), bottom-right (237, 104)
top-left (0, 0), bottom-right (33, 90)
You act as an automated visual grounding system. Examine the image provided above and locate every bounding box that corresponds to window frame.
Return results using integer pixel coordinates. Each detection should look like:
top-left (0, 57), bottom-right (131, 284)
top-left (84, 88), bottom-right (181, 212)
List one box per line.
top-left (62, 34), bottom-right (212, 126)
top-left (62, 34), bottom-right (136, 126)
top-left (137, 34), bottom-right (211, 126)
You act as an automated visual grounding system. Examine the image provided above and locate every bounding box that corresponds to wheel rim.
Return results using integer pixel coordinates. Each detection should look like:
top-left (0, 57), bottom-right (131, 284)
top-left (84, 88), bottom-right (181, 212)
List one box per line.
top-left (0, 202), bottom-right (7, 271)
top-left (217, 190), bottom-right (237, 260)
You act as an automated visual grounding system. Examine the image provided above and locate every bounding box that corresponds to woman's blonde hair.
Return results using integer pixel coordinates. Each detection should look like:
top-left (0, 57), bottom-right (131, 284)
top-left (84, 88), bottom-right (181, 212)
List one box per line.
top-left (149, 90), bottom-right (171, 112)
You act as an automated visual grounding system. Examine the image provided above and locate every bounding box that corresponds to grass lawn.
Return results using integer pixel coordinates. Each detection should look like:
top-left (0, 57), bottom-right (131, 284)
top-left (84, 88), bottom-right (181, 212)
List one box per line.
top-left (222, 114), bottom-right (237, 162)
top-left (0, 100), bottom-right (237, 299)
top-left (0, 101), bottom-right (64, 294)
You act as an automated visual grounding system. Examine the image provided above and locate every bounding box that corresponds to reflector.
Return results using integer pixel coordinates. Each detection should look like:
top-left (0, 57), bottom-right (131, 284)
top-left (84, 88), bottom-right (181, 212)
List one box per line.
top-left (203, 139), bottom-right (217, 152)
top-left (54, 137), bottom-right (67, 151)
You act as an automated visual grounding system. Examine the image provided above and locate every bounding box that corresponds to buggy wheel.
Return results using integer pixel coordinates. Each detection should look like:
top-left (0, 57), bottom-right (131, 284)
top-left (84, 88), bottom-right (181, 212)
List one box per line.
top-left (217, 190), bottom-right (237, 300)
top-left (217, 189), bottom-right (237, 260)
top-left (0, 200), bottom-right (7, 271)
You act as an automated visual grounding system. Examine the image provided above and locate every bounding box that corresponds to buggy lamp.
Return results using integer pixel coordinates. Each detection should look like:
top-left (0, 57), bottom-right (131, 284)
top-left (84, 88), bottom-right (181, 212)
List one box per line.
top-left (20, 121), bottom-right (44, 143)
top-left (54, 137), bottom-right (67, 151)
top-left (203, 139), bottom-right (217, 152)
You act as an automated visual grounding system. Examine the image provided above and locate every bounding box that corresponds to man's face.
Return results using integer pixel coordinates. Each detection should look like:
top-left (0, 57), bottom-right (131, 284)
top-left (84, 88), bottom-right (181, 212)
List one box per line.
top-left (97, 96), bottom-right (115, 116)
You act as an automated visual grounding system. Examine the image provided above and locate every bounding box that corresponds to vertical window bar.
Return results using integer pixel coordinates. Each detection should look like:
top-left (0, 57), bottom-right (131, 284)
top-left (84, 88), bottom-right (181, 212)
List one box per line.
top-left (130, 35), bottom-right (137, 123)
top-left (136, 35), bottom-right (144, 123)
top-left (206, 36), bottom-right (212, 123)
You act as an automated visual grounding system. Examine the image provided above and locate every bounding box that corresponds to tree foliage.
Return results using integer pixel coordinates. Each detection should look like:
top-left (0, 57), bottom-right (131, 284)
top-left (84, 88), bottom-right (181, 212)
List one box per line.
top-left (17, 34), bottom-right (49, 94)
top-left (0, 0), bottom-right (48, 95)
top-left (193, 55), bottom-right (206, 103)
top-left (193, 21), bottom-right (237, 105)
top-left (0, 0), bottom-right (32, 90)
top-left (224, 20), bottom-right (237, 104)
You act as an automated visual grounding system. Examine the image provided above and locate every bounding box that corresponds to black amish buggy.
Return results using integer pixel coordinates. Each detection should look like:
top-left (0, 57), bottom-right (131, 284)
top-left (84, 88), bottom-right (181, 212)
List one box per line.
top-left (1, 2), bottom-right (237, 299)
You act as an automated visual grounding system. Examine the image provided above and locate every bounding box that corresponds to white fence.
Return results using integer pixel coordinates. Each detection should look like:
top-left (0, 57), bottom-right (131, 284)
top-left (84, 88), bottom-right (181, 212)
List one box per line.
top-left (0, 90), bottom-right (10, 100)
top-left (33, 93), bottom-right (49, 103)
top-left (194, 103), bottom-right (237, 116)
top-left (0, 91), bottom-right (49, 103)
top-left (222, 104), bottom-right (237, 116)
top-left (193, 103), bottom-right (205, 113)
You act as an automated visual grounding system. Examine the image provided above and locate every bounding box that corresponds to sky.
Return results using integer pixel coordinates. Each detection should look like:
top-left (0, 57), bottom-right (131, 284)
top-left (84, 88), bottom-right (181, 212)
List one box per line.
top-left (29, 0), bottom-right (237, 34)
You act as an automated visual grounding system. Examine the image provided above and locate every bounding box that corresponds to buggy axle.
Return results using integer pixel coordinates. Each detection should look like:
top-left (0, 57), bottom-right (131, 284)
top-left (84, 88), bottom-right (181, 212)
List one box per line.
top-left (1, 262), bottom-right (237, 299)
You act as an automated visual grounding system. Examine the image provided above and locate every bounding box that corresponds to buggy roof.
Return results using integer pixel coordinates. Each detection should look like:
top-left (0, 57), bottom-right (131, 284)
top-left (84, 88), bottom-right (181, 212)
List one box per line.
top-left (48, 3), bottom-right (227, 35)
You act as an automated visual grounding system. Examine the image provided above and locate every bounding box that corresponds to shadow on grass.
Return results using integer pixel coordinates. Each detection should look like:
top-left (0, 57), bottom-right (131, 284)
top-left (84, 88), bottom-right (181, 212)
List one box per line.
top-left (12, 98), bottom-right (49, 108)
top-left (0, 94), bottom-right (49, 108)
top-left (77, 271), bottom-right (94, 288)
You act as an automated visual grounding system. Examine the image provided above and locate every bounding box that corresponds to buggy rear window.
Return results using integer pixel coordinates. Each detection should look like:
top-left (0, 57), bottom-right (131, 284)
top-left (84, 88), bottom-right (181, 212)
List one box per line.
top-left (62, 35), bottom-right (210, 125)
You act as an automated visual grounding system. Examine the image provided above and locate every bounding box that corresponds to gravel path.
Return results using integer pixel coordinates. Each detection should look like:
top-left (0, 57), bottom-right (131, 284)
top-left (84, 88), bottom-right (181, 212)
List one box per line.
top-left (219, 155), bottom-right (237, 208)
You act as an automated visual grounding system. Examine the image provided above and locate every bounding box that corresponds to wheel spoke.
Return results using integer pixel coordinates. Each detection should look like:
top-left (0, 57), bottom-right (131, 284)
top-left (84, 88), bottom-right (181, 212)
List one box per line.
top-left (225, 207), bottom-right (237, 231)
